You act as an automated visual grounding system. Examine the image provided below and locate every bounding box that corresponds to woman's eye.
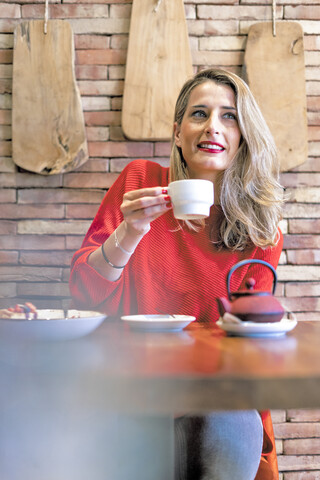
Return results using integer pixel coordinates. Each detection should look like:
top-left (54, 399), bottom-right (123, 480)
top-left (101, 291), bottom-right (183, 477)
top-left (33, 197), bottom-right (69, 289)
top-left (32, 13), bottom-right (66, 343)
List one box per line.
top-left (192, 110), bottom-right (207, 118)
top-left (223, 112), bottom-right (237, 120)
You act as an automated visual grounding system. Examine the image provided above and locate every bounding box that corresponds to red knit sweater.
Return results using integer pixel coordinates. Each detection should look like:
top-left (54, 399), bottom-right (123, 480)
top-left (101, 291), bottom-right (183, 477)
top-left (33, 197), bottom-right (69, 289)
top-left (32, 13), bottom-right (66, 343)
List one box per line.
top-left (70, 159), bottom-right (282, 480)
top-left (70, 159), bottom-right (282, 322)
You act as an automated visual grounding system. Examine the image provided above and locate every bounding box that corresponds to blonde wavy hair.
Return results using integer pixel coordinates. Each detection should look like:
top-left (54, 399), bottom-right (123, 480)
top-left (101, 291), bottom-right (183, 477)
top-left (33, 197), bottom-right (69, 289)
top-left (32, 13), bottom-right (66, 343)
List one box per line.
top-left (169, 68), bottom-right (284, 250)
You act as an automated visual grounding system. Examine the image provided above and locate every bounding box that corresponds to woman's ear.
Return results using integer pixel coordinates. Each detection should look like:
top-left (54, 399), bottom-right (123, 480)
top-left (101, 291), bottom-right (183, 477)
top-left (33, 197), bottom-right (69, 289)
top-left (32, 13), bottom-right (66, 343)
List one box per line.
top-left (173, 122), bottom-right (181, 147)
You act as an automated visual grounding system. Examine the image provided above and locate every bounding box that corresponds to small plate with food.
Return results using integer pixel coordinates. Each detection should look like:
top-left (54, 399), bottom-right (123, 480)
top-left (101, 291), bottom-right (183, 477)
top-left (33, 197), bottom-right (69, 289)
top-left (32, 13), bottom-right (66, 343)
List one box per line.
top-left (0, 304), bottom-right (107, 341)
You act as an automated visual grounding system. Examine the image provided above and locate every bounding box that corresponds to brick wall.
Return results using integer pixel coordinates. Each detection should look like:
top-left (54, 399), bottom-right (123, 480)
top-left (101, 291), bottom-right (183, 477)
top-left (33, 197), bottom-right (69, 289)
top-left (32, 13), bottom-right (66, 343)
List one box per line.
top-left (0, 0), bottom-right (319, 477)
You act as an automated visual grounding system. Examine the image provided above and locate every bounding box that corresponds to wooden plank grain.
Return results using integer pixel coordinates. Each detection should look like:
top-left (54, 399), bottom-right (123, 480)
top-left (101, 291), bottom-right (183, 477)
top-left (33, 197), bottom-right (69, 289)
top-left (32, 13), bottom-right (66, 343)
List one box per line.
top-left (12, 20), bottom-right (88, 175)
top-left (122, 0), bottom-right (193, 141)
top-left (243, 22), bottom-right (308, 172)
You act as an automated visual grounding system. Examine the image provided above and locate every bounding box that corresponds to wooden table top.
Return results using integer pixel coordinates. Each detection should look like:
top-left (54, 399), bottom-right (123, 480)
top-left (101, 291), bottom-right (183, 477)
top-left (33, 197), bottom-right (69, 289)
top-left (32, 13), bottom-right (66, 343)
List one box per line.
top-left (1, 319), bottom-right (320, 413)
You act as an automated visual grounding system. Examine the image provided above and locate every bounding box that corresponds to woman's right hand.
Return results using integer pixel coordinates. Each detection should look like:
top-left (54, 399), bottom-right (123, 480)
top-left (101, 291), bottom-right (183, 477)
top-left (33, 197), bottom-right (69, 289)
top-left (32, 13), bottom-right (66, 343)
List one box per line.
top-left (120, 186), bottom-right (172, 236)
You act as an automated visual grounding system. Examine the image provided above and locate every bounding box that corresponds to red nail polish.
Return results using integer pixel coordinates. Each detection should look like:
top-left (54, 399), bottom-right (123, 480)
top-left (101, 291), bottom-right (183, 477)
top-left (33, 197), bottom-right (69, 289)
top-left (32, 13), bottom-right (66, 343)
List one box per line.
top-left (162, 188), bottom-right (168, 194)
top-left (166, 201), bottom-right (172, 208)
top-left (164, 195), bottom-right (171, 201)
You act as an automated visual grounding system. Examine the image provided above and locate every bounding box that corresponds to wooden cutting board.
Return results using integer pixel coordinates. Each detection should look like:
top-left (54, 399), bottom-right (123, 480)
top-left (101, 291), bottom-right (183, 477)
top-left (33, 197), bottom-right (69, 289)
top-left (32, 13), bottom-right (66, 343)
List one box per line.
top-left (12, 20), bottom-right (88, 175)
top-left (122, 0), bottom-right (193, 141)
top-left (243, 22), bottom-right (308, 172)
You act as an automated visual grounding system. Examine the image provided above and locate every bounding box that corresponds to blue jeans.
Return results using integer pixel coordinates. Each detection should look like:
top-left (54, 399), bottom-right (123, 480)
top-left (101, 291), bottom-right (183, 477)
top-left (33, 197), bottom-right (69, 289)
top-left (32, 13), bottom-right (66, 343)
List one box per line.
top-left (175, 410), bottom-right (263, 480)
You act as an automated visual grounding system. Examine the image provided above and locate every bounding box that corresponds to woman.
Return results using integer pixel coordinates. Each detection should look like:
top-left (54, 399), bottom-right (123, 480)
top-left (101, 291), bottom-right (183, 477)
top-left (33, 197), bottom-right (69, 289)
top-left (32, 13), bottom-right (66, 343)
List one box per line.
top-left (70, 68), bottom-right (283, 480)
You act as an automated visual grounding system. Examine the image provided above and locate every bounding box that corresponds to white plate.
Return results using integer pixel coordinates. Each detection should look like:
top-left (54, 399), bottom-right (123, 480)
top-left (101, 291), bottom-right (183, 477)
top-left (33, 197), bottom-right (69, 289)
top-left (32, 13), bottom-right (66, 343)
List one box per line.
top-left (216, 318), bottom-right (297, 337)
top-left (121, 314), bottom-right (196, 332)
top-left (0, 309), bottom-right (107, 341)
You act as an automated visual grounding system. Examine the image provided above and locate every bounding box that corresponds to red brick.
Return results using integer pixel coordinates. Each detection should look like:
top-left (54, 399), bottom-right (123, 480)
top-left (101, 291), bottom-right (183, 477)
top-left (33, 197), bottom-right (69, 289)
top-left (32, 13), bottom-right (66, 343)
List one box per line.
top-left (110, 4), bottom-right (131, 18)
top-left (283, 472), bottom-right (320, 480)
top-left (285, 5), bottom-right (320, 20)
top-left (75, 34), bottom-right (110, 49)
top-left (286, 282), bottom-right (320, 297)
top-left (75, 65), bottom-right (108, 80)
top-left (280, 173), bottom-right (320, 188)
top-left (76, 49), bottom-right (126, 65)
top-left (88, 141), bottom-right (154, 158)
top-left (0, 234), bottom-right (65, 251)
top-left (15, 172), bottom-right (62, 188)
top-left (0, 204), bottom-right (64, 219)
top-left (280, 296), bottom-right (320, 312)
top-left (309, 126), bottom-right (320, 141)
top-left (308, 96), bottom-right (320, 111)
top-left (17, 219), bottom-right (91, 235)
top-left (193, 50), bottom-right (243, 67)
top-left (287, 410), bottom-right (320, 422)
top-left (154, 142), bottom-right (171, 157)
top-left (198, 5), bottom-right (281, 20)
top-left (66, 235), bottom-right (84, 251)
top-left (304, 36), bottom-right (320, 50)
top-left (292, 157), bottom-right (320, 173)
top-left (78, 79), bottom-right (123, 96)
top-left (287, 250), bottom-right (320, 265)
top-left (0, 19), bottom-right (19, 33)
top-left (289, 220), bottom-right (320, 234)
top-left (0, 141), bottom-right (11, 156)
top-left (66, 204), bottom-right (99, 219)
top-left (17, 282), bottom-right (70, 297)
top-left (0, 79), bottom-right (12, 94)
top-left (109, 65), bottom-right (126, 80)
top-left (295, 312), bottom-right (320, 321)
top-left (84, 111), bottom-right (121, 126)
top-left (22, 4), bottom-right (109, 19)
top-left (275, 422), bottom-right (320, 439)
top-left (278, 455), bottom-right (320, 471)
top-left (283, 235), bottom-right (320, 249)
top-left (0, 282), bottom-right (16, 298)
top-left (73, 158), bottom-right (109, 172)
top-left (18, 188), bottom-right (105, 204)
top-left (111, 97), bottom-right (122, 110)
top-left (0, 4), bottom-right (21, 18)
top-left (85, 126), bottom-right (109, 142)
top-left (0, 50), bottom-right (12, 63)
top-left (0, 220), bottom-right (16, 234)
top-left (64, 0), bottom-right (128, 2)
top-left (0, 110), bottom-right (11, 125)
top-left (110, 35), bottom-right (128, 50)
top-left (0, 189), bottom-right (15, 203)
top-left (283, 438), bottom-right (320, 455)
top-left (62, 268), bottom-right (71, 282)
top-left (0, 250), bottom-right (18, 264)
top-left (20, 251), bottom-right (73, 267)
top-left (0, 266), bottom-right (62, 282)
top-left (63, 172), bottom-right (118, 189)
top-left (284, 203), bottom-right (320, 218)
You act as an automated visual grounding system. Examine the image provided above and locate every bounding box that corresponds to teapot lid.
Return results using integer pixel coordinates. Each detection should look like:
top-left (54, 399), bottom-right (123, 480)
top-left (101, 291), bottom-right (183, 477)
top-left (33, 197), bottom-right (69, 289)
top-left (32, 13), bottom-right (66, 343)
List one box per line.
top-left (227, 259), bottom-right (277, 301)
top-left (230, 278), bottom-right (272, 298)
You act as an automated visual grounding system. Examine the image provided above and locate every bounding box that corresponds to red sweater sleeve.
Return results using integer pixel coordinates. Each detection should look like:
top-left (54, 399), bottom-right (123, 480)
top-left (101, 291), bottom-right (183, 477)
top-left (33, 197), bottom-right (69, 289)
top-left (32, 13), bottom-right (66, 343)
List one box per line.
top-left (69, 160), bottom-right (168, 313)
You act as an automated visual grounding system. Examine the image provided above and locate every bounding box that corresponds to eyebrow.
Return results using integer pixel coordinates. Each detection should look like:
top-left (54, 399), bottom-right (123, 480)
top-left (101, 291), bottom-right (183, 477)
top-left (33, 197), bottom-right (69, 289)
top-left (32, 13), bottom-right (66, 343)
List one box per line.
top-left (191, 104), bottom-right (237, 111)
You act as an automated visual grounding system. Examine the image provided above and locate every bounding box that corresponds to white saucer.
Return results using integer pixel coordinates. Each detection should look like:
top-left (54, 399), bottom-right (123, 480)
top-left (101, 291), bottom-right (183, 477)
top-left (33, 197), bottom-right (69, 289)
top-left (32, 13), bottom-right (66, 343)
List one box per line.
top-left (121, 314), bottom-right (196, 332)
top-left (216, 317), bottom-right (297, 337)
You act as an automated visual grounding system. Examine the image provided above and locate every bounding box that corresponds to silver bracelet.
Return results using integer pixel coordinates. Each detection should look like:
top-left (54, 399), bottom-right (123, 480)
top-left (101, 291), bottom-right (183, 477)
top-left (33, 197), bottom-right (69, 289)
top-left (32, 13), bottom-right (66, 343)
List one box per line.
top-left (101, 243), bottom-right (126, 269)
top-left (114, 228), bottom-right (134, 255)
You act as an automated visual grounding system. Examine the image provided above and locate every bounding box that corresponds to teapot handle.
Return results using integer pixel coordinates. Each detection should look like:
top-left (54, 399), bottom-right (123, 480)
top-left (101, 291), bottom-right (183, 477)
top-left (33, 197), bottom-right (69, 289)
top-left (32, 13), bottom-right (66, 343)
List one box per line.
top-left (227, 259), bottom-right (277, 300)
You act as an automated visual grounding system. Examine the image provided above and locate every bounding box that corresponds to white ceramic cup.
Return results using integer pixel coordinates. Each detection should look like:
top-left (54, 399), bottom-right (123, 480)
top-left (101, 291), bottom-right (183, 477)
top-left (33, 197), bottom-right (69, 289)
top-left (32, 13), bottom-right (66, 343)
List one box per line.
top-left (167, 179), bottom-right (214, 220)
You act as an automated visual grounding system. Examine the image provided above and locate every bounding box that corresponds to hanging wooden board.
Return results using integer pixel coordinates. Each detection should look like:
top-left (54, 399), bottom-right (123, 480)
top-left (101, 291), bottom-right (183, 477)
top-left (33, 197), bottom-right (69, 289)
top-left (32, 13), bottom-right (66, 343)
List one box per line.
top-left (12, 20), bottom-right (88, 175)
top-left (122, 0), bottom-right (193, 141)
top-left (243, 22), bottom-right (308, 172)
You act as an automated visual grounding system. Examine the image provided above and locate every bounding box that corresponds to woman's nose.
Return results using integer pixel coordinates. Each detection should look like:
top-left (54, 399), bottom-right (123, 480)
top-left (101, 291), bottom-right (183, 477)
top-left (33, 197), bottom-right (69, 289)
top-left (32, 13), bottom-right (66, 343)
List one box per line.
top-left (205, 115), bottom-right (220, 135)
